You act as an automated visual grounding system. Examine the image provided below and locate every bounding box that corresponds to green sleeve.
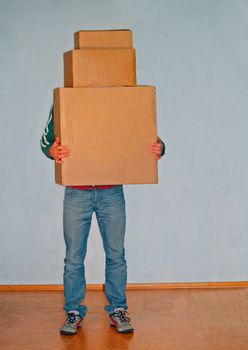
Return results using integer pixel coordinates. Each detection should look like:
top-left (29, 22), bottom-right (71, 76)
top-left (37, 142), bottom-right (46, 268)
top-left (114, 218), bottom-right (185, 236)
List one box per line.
top-left (40, 104), bottom-right (55, 160)
top-left (158, 137), bottom-right (166, 157)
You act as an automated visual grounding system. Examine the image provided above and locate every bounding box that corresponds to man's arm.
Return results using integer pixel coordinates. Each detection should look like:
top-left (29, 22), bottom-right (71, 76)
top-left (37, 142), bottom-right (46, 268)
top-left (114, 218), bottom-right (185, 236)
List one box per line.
top-left (40, 104), bottom-right (55, 160)
top-left (40, 103), bottom-right (70, 163)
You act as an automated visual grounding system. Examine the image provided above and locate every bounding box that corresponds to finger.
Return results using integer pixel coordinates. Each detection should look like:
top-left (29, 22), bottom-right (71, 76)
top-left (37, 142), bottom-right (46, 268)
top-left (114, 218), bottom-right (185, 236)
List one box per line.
top-left (149, 146), bottom-right (161, 151)
top-left (151, 143), bottom-right (162, 147)
top-left (57, 148), bottom-right (70, 154)
top-left (58, 149), bottom-right (70, 155)
top-left (149, 151), bottom-right (161, 159)
top-left (149, 149), bottom-right (161, 156)
top-left (58, 153), bottom-right (70, 159)
top-left (55, 158), bottom-right (63, 164)
top-left (148, 143), bottom-right (161, 148)
top-left (57, 146), bottom-right (70, 151)
top-left (149, 148), bottom-right (161, 153)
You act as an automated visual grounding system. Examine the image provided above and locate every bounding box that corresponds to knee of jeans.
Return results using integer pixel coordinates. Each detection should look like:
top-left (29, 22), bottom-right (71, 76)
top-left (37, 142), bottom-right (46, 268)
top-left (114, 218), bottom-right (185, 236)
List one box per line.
top-left (106, 251), bottom-right (127, 268)
top-left (64, 257), bottom-right (84, 272)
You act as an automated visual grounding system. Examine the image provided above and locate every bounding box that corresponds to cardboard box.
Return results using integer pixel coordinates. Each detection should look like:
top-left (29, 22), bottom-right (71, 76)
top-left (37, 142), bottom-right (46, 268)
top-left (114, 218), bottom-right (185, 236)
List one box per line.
top-left (74, 29), bottom-right (133, 49)
top-left (54, 86), bottom-right (158, 185)
top-left (64, 49), bottom-right (136, 87)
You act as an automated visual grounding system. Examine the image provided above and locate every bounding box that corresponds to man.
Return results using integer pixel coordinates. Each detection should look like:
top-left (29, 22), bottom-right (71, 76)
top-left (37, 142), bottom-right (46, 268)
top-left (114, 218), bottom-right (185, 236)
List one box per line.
top-left (40, 103), bottom-right (166, 335)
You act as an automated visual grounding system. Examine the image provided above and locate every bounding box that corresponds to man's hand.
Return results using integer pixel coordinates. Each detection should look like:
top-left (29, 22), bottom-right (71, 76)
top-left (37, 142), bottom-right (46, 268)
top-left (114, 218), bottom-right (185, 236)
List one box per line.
top-left (49, 137), bottom-right (71, 164)
top-left (148, 137), bottom-right (163, 160)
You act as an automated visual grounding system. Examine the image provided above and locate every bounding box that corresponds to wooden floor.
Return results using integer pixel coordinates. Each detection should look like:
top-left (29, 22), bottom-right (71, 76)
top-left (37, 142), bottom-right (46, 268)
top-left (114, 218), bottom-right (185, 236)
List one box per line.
top-left (1, 288), bottom-right (248, 350)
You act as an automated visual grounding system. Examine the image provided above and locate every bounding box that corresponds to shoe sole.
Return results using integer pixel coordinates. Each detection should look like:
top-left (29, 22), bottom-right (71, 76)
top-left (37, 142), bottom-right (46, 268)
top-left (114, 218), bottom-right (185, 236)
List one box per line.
top-left (60, 330), bottom-right (78, 335)
top-left (110, 323), bottom-right (134, 333)
top-left (60, 324), bottom-right (82, 336)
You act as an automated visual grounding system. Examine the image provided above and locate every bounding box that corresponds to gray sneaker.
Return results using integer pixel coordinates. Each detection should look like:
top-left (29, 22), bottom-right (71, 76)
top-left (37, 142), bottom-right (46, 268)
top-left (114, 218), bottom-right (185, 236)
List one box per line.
top-left (109, 308), bottom-right (134, 333)
top-left (60, 312), bottom-right (83, 335)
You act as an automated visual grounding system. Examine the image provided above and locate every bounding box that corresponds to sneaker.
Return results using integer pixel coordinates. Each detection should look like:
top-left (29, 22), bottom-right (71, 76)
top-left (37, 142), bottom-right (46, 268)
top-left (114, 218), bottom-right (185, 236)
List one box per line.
top-left (109, 308), bottom-right (134, 333)
top-left (60, 312), bottom-right (83, 335)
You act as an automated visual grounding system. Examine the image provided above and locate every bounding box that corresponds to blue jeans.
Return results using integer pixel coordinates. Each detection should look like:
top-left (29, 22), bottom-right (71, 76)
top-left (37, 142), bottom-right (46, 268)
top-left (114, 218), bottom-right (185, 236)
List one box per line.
top-left (63, 185), bottom-right (127, 317)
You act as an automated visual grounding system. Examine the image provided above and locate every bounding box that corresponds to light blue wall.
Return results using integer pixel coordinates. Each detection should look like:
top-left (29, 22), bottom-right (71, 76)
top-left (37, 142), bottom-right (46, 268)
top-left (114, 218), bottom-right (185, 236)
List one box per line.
top-left (1, 0), bottom-right (248, 284)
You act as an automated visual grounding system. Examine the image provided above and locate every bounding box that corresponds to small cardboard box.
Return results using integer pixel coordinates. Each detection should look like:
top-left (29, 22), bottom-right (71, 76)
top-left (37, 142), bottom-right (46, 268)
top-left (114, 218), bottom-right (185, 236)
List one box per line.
top-left (74, 29), bottom-right (133, 49)
top-left (54, 86), bottom-right (158, 186)
top-left (64, 48), bottom-right (136, 87)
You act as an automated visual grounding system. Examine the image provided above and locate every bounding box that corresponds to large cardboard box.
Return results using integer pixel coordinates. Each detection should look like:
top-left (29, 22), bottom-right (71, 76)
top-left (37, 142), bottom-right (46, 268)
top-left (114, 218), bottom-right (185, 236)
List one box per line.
top-left (64, 49), bottom-right (136, 87)
top-left (74, 29), bottom-right (132, 49)
top-left (54, 86), bottom-right (158, 185)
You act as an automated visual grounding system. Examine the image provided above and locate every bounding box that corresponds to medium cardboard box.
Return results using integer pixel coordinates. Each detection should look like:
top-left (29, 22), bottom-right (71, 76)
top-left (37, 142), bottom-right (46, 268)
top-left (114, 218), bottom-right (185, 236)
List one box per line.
top-left (54, 86), bottom-right (158, 186)
top-left (64, 48), bottom-right (136, 87)
top-left (74, 29), bottom-right (133, 49)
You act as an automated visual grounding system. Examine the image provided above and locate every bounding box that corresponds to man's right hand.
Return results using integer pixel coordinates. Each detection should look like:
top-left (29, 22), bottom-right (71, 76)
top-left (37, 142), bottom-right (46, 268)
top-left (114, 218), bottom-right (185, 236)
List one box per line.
top-left (49, 137), bottom-right (71, 164)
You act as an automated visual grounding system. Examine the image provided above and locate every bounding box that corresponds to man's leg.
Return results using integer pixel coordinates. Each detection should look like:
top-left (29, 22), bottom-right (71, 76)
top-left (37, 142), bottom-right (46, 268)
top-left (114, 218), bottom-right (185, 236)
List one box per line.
top-left (95, 185), bottom-right (128, 314)
top-left (63, 187), bottom-right (93, 318)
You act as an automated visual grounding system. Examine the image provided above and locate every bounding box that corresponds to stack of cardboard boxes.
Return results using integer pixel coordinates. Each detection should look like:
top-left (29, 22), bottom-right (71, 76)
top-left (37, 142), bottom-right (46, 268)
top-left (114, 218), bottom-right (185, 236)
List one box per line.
top-left (54, 29), bottom-right (158, 185)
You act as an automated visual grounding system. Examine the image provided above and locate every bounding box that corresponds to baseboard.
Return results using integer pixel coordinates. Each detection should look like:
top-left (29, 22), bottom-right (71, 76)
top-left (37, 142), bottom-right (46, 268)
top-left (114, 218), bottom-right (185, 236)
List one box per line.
top-left (0, 281), bottom-right (248, 291)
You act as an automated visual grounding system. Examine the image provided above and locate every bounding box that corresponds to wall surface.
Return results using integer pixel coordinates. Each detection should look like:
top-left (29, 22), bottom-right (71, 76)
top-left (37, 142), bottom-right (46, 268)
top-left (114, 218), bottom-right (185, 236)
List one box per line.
top-left (0, 0), bottom-right (248, 284)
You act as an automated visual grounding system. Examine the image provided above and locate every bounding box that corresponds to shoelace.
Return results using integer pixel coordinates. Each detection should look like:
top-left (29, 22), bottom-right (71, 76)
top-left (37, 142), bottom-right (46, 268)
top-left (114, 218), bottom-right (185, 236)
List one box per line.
top-left (66, 313), bottom-right (78, 324)
top-left (112, 309), bottom-right (131, 323)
